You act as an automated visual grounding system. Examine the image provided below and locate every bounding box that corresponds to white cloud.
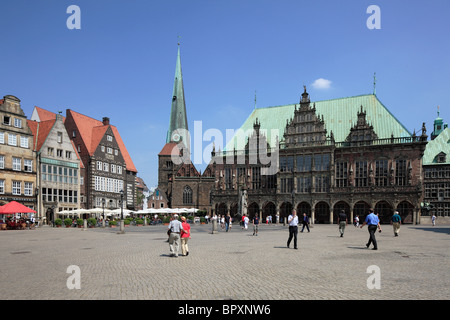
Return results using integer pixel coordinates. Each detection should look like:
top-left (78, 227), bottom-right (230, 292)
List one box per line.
top-left (311, 78), bottom-right (332, 90)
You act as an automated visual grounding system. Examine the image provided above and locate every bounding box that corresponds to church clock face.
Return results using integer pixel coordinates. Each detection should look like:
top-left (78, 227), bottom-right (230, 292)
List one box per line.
top-left (172, 133), bottom-right (180, 142)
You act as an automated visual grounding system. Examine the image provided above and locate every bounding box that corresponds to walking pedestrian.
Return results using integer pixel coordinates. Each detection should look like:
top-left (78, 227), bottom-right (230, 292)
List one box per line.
top-left (244, 215), bottom-right (249, 230)
top-left (225, 213), bottom-right (231, 232)
top-left (300, 213), bottom-right (310, 232)
top-left (391, 211), bottom-right (401, 236)
top-left (252, 214), bottom-right (259, 236)
top-left (287, 210), bottom-right (299, 249)
top-left (360, 209), bottom-right (382, 250)
top-left (431, 214), bottom-right (436, 226)
top-left (167, 214), bottom-right (187, 258)
top-left (180, 216), bottom-right (191, 256)
top-left (354, 215), bottom-right (359, 227)
top-left (338, 210), bottom-right (347, 237)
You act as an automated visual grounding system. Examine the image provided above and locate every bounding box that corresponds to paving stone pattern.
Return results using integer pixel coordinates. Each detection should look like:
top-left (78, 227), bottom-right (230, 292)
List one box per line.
top-left (0, 223), bottom-right (448, 300)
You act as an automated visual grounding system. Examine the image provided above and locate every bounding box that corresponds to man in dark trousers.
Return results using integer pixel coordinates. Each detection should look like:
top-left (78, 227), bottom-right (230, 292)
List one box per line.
top-left (337, 210), bottom-right (348, 237)
top-left (360, 209), bottom-right (382, 250)
top-left (300, 213), bottom-right (310, 232)
top-left (287, 210), bottom-right (299, 249)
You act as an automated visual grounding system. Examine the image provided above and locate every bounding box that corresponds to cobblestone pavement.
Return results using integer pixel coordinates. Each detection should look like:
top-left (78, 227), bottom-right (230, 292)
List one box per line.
top-left (0, 223), bottom-right (448, 300)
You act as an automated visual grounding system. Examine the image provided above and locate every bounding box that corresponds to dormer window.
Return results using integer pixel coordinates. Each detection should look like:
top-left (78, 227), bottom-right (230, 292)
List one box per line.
top-left (107, 135), bottom-right (113, 141)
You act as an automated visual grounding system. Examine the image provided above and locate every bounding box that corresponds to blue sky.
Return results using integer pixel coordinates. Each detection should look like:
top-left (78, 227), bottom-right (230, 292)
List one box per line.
top-left (1, 0), bottom-right (449, 188)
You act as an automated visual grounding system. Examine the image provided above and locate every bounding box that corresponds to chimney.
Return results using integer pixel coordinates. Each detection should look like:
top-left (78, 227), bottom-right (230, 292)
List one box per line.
top-left (102, 117), bottom-right (110, 125)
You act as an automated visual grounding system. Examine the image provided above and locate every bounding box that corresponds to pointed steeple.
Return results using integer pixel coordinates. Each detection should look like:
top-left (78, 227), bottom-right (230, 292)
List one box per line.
top-left (166, 44), bottom-right (189, 150)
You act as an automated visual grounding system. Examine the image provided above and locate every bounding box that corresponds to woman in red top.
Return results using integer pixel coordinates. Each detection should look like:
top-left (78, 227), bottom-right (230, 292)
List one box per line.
top-left (180, 216), bottom-right (191, 256)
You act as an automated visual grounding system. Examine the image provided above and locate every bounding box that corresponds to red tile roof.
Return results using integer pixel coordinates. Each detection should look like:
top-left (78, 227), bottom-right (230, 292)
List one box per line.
top-left (158, 142), bottom-right (180, 156)
top-left (67, 109), bottom-right (137, 173)
top-left (34, 106), bottom-right (65, 122)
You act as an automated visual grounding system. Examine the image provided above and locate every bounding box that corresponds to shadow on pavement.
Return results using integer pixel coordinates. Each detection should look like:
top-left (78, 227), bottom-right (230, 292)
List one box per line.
top-left (413, 227), bottom-right (450, 235)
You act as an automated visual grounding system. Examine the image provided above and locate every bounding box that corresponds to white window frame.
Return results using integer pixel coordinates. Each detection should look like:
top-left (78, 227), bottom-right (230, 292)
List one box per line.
top-left (0, 155), bottom-right (4, 169)
top-left (14, 118), bottom-right (22, 128)
top-left (8, 133), bottom-right (17, 146)
top-left (24, 159), bottom-right (32, 172)
top-left (20, 136), bottom-right (29, 148)
top-left (97, 161), bottom-right (102, 171)
top-left (0, 180), bottom-right (4, 194)
top-left (0, 132), bottom-right (4, 144)
top-left (24, 182), bottom-right (33, 196)
top-left (12, 157), bottom-right (21, 171)
top-left (12, 181), bottom-right (21, 195)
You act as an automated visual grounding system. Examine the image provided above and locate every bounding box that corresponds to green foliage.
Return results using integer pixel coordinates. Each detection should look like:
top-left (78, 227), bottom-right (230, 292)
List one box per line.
top-left (64, 218), bottom-right (73, 226)
top-left (54, 218), bottom-right (62, 226)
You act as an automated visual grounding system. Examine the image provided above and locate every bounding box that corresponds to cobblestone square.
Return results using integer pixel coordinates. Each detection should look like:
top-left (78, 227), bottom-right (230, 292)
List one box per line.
top-left (0, 223), bottom-right (448, 300)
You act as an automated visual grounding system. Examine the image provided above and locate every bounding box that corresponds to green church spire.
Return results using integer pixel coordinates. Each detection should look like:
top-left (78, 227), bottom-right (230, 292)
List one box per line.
top-left (166, 44), bottom-right (189, 149)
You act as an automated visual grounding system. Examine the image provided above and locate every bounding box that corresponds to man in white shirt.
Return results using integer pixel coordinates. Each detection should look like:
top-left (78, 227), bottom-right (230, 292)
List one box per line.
top-left (168, 214), bottom-right (187, 257)
top-left (287, 210), bottom-right (299, 249)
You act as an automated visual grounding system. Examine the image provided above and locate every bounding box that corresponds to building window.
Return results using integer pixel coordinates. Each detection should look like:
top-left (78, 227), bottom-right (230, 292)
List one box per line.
top-left (280, 178), bottom-right (293, 193)
top-left (66, 151), bottom-right (71, 159)
top-left (0, 180), bottom-right (4, 194)
top-left (103, 162), bottom-right (109, 172)
top-left (24, 159), bottom-right (32, 172)
top-left (375, 160), bottom-right (389, 186)
top-left (72, 130), bottom-right (76, 137)
top-left (315, 175), bottom-right (329, 192)
top-left (14, 118), bottom-right (22, 128)
top-left (101, 145), bottom-right (105, 152)
top-left (107, 147), bottom-right (112, 154)
top-left (57, 149), bottom-right (63, 158)
top-left (225, 168), bottom-right (232, 189)
top-left (12, 157), bottom-right (21, 171)
top-left (24, 182), bottom-right (33, 196)
top-left (12, 181), bottom-right (21, 195)
top-left (297, 155), bottom-right (312, 172)
top-left (8, 133), bottom-right (17, 146)
top-left (297, 177), bottom-right (311, 193)
top-left (57, 132), bottom-right (63, 143)
top-left (252, 167), bottom-right (261, 189)
top-left (107, 135), bottom-right (113, 141)
top-left (97, 161), bottom-right (102, 171)
top-left (0, 132), bottom-right (4, 144)
top-left (114, 149), bottom-right (118, 156)
top-left (183, 186), bottom-right (193, 204)
top-left (395, 159), bottom-right (407, 186)
top-left (0, 155), bottom-right (4, 169)
top-left (3, 116), bottom-right (11, 125)
top-left (47, 147), bottom-right (54, 156)
top-left (355, 161), bottom-right (368, 187)
top-left (20, 136), bottom-right (29, 148)
top-left (335, 161), bottom-right (348, 187)
top-left (280, 156), bottom-right (294, 172)
top-left (314, 154), bottom-right (330, 171)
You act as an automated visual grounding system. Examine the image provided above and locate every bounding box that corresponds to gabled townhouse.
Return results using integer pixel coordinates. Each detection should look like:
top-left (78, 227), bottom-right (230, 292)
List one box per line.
top-left (28, 113), bottom-right (82, 224)
top-left (63, 110), bottom-right (138, 210)
top-left (0, 95), bottom-right (37, 211)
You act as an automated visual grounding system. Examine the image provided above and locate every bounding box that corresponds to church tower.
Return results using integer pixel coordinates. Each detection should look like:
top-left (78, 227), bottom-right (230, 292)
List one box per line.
top-left (431, 106), bottom-right (448, 140)
top-left (166, 44), bottom-right (190, 151)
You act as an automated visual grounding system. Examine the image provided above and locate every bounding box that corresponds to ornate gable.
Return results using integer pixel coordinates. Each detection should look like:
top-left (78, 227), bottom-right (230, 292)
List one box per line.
top-left (282, 86), bottom-right (330, 148)
top-left (345, 105), bottom-right (378, 143)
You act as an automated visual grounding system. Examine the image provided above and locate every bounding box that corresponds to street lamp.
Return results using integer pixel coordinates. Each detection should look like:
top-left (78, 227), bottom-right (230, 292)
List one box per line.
top-left (102, 198), bottom-right (105, 228)
top-left (118, 190), bottom-right (125, 234)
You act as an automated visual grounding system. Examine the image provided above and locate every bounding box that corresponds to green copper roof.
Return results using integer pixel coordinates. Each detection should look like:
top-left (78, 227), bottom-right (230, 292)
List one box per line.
top-left (166, 46), bottom-right (189, 145)
top-left (423, 128), bottom-right (450, 165)
top-left (226, 93), bottom-right (412, 151)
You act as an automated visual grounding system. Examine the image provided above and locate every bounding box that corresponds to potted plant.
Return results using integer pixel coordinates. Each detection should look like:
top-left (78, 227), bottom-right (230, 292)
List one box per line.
top-left (64, 218), bottom-right (73, 228)
top-left (124, 219), bottom-right (131, 227)
top-left (109, 220), bottom-right (117, 228)
top-left (55, 218), bottom-right (63, 227)
top-left (200, 217), bottom-right (206, 224)
top-left (87, 218), bottom-right (97, 228)
top-left (136, 219), bottom-right (144, 226)
top-left (163, 216), bottom-right (171, 225)
top-left (76, 219), bottom-right (84, 228)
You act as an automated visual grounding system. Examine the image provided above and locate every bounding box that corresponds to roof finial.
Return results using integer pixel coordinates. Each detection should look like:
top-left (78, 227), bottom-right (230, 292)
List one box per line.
top-left (177, 35), bottom-right (181, 46)
top-left (373, 72), bottom-right (377, 95)
top-left (254, 90), bottom-right (257, 109)
top-left (438, 105), bottom-right (440, 117)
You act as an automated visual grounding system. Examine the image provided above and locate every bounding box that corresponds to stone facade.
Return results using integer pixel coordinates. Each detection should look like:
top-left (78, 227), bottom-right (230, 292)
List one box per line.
top-left (0, 95), bottom-right (37, 212)
top-left (210, 89), bottom-right (428, 224)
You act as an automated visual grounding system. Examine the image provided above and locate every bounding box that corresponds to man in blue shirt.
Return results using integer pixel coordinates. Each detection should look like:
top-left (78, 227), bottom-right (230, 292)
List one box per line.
top-left (360, 209), bottom-right (382, 250)
top-left (300, 213), bottom-right (310, 232)
top-left (391, 211), bottom-right (402, 236)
